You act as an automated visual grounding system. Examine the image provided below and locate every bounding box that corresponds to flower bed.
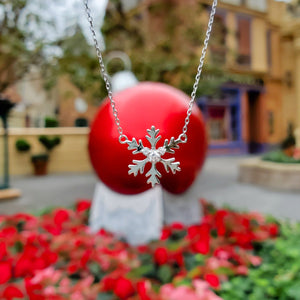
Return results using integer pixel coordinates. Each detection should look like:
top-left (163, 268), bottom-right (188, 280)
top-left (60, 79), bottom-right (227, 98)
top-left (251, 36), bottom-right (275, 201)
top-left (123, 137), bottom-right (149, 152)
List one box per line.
top-left (0, 199), bottom-right (281, 299)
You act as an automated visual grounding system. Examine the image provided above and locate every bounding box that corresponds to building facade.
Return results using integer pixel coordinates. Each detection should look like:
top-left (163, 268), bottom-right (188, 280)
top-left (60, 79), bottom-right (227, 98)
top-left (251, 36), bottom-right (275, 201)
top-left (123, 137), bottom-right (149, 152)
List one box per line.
top-left (6, 0), bottom-right (299, 155)
top-left (199, 0), bottom-right (299, 154)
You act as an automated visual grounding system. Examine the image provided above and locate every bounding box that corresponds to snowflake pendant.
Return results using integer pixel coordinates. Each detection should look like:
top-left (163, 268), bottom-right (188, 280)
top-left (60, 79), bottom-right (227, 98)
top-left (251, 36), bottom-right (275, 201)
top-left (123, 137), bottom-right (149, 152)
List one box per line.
top-left (124, 126), bottom-right (186, 187)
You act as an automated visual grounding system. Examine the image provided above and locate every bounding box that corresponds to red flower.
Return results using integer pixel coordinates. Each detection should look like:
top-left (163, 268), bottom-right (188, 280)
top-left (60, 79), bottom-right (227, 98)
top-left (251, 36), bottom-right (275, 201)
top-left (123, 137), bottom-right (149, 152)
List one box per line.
top-left (67, 263), bottom-right (79, 274)
top-left (236, 265), bottom-right (248, 275)
top-left (204, 274), bottom-right (220, 288)
top-left (154, 247), bottom-right (168, 265)
top-left (215, 210), bottom-right (228, 236)
top-left (137, 245), bottom-right (149, 253)
top-left (0, 261), bottom-right (12, 284)
top-left (43, 225), bottom-right (62, 236)
top-left (199, 223), bottom-right (210, 236)
top-left (191, 223), bottom-right (210, 254)
top-left (241, 217), bottom-right (250, 230)
top-left (160, 227), bottom-right (171, 240)
top-left (187, 225), bottom-right (201, 239)
top-left (0, 241), bottom-right (7, 259)
top-left (41, 249), bottom-right (58, 265)
top-left (192, 239), bottom-right (210, 255)
top-left (114, 277), bottom-right (135, 299)
top-left (3, 285), bottom-right (24, 300)
top-left (97, 228), bottom-right (110, 236)
top-left (54, 209), bottom-right (70, 226)
top-left (80, 249), bottom-right (92, 267)
top-left (15, 255), bottom-right (33, 278)
top-left (171, 251), bottom-right (184, 267)
top-left (171, 222), bottom-right (184, 230)
top-left (137, 281), bottom-right (151, 300)
top-left (76, 200), bottom-right (91, 212)
top-left (268, 223), bottom-right (278, 236)
top-left (102, 275), bottom-right (117, 291)
top-left (231, 232), bottom-right (255, 249)
top-left (0, 226), bottom-right (17, 238)
top-left (214, 247), bottom-right (231, 260)
top-left (249, 255), bottom-right (262, 266)
top-left (25, 278), bottom-right (43, 300)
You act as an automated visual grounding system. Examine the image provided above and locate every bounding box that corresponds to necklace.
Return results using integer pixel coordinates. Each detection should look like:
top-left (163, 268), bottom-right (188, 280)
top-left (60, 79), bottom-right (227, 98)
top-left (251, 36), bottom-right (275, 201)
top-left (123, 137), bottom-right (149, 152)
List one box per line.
top-left (84, 0), bottom-right (218, 187)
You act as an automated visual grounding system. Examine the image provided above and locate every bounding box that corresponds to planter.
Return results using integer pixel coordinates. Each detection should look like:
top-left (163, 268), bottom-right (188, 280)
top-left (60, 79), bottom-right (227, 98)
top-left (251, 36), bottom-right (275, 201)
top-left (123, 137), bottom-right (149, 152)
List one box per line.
top-left (238, 157), bottom-right (300, 191)
top-left (31, 154), bottom-right (49, 176)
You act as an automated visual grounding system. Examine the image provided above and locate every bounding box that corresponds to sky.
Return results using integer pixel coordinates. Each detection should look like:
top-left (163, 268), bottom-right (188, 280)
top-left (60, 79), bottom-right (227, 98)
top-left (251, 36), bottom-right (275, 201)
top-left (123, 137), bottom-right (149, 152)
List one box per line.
top-left (50, 0), bottom-right (108, 44)
top-left (28, 0), bottom-right (291, 44)
top-left (22, 0), bottom-right (108, 49)
top-left (3, 0), bottom-right (292, 56)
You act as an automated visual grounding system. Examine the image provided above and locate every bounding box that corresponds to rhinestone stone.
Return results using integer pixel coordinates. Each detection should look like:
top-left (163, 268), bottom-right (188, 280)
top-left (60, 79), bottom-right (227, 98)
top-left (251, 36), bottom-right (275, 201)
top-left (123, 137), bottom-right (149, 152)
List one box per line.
top-left (148, 150), bottom-right (161, 163)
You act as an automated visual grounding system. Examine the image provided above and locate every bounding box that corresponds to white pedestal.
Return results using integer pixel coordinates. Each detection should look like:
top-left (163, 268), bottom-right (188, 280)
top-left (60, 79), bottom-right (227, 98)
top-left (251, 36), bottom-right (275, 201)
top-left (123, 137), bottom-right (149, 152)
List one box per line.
top-left (163, 187), bottom-right (201, 225)
top-left (89, 176), bottom-right (202, 245)
top-left (89, 181), bottom-right (163, 245)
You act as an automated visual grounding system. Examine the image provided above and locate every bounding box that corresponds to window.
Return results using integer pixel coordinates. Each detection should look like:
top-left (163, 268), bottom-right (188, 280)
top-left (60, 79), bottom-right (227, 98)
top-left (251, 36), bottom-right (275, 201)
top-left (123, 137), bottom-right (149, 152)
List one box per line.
top-left (207, 106), bottom-right (229, 141)
top-left (221, 0), bottom-right (242, 5)
top-left (268, 111), bottom-right (274, 135)
top-left (236, 16), bottom-right (251, 66)
top-left (246, 0), bottom-right (267, 12)
top-left (222, 0), bottom-right (267, 12)
top-left (210, 13), bottom-right (227, 65)
top-left (266, 30), bottom-right (272, 71)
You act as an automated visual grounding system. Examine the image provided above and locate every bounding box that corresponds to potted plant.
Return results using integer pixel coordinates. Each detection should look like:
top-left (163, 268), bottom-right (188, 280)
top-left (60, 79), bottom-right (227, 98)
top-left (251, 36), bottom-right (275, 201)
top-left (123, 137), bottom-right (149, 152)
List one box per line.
top-left (15, 139), bottom-right (31, 152)
top-left (31, 153), bottom-right (49, 175)
top-left (15, 136), bottom-right (61, 176)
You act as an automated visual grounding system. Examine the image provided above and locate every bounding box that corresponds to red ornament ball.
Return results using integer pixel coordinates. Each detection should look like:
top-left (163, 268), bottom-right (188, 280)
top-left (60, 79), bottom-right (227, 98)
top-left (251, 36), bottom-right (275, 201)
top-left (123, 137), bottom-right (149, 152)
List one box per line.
top-left (89, 82), bottom-right (207, 195)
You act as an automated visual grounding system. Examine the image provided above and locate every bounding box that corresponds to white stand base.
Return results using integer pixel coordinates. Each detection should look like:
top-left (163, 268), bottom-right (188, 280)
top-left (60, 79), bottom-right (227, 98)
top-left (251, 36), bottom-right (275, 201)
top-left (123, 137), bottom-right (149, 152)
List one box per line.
top-left (89, 181), bottom-right (163, 245)
top-left (89, 176), bottom-right (202, 245)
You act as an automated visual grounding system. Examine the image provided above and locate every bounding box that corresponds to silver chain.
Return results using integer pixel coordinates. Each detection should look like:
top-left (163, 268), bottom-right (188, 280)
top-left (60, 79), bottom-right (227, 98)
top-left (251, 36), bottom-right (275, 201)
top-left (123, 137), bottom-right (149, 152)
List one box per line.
top-left (84, 0), bottom-right (218, 143)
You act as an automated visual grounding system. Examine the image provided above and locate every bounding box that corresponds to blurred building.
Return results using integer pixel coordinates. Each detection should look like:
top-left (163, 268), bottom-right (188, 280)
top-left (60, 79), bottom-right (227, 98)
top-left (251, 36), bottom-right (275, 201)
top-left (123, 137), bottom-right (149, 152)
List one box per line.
top-left (198, 0), bottom-right (300, 154)
top-left (7, 69), bottom-right (98, 128)
top-left (6, 0), bottom-right (299, 155)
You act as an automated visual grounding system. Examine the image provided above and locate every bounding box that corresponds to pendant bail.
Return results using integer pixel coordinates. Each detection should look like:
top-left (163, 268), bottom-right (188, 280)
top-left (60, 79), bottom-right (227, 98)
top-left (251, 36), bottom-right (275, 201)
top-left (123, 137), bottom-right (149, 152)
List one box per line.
top-left (119, 134), bottom-right (129, 144)
top-left (178, 133), bottom-right (188, 143)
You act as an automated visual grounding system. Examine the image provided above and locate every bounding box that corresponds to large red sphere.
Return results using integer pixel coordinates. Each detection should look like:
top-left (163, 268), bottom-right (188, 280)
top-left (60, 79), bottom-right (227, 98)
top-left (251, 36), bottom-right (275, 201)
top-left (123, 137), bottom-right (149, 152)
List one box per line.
top-left (89, 82), bottom-right (207, 195)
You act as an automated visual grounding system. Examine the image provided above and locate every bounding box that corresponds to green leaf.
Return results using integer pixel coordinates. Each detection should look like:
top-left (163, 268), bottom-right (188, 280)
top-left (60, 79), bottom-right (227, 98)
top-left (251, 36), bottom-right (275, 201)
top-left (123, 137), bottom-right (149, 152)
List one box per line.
top-left (166, 240), bottom-right (184, 251)
top-left (174, 278), bottom-right (191, 287)
top-left (88, 262), bottom-right (101, 276)
top-left (184, 253), bottom-right (205, 271)
top-left (97, 292), bottom-right (114, 300)
top-left (287, 285), bottom-right (300, 298)
top-left (215, 267), bottom-right (235, 276)
top-left (127, 264), bottom-right (156, 279)
top-left (157, 265), bottom-right (173, 284)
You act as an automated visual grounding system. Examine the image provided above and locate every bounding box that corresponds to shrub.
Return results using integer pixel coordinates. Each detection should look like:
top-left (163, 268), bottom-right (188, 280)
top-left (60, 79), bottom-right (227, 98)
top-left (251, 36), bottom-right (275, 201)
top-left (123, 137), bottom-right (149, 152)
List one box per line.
top-left (45, 117), bottom-right (59, 128)
top-left (15, 139), bottom-right (31, 152)
top-left (38, 136), bottom-right (61, 151)
top-left (75, 118), bottom-right (88, 127)
top-left (218, 222), bottom-right (300, 300)
top-left (31, 153), bottom-right (49, 163)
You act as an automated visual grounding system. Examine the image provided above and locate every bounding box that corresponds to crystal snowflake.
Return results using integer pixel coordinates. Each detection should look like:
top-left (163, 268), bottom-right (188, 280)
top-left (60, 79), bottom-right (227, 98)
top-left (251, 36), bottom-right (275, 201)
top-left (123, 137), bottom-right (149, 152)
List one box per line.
top-left (125, 126), bottom-right (185, 187)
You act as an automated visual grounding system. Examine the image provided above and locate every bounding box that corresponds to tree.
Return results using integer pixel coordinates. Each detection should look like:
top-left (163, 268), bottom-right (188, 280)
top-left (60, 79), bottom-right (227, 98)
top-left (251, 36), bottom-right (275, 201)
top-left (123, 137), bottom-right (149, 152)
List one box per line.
top-left (0, 0), bottom-right (50, 93)
top-left (49, 25), bottom-right (106, 102)
top-left (51, 0), bottom-right (227, 102)
top-left (101, 0), bottom-right (226, 97)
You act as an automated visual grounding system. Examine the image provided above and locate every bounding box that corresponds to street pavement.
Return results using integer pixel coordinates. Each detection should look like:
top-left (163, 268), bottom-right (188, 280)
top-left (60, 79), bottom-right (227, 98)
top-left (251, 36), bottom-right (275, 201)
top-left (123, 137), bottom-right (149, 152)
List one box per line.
top-left (1, 156), bottom-right (300, 220)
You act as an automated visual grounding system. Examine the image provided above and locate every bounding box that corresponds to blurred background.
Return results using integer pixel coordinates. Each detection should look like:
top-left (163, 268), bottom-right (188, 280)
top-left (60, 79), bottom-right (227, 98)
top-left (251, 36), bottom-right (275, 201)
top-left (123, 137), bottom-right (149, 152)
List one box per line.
top-left (0, 0), bottom-right (300, 216)
top-left (2, 0), bottom-right (300, 148)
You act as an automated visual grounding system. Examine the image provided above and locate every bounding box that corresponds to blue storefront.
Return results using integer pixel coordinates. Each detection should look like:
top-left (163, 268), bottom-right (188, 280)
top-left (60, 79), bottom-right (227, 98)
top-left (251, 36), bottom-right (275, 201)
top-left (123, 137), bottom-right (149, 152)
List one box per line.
top-left (197, 84), bottom-right (265, 155)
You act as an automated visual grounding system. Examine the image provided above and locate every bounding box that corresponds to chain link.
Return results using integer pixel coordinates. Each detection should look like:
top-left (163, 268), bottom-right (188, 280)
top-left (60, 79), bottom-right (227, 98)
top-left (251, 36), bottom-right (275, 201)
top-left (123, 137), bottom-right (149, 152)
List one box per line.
top-left (84, 0), bottom-right (218, 142)
top-left (83, 0), bottom-right (128, 141)
top-left (182, 0), bottom-right (218, 136)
